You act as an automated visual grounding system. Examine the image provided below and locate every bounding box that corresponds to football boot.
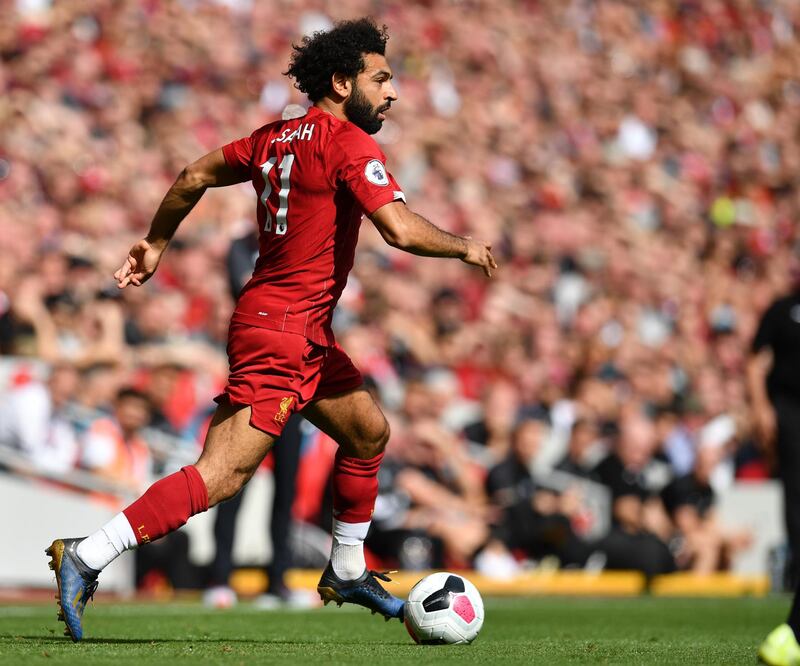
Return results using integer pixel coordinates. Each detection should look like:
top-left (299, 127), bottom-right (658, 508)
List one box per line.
top-left (760, 624), bottom-right (800, 666)
top-left (317, 563), bottom-right (404, 621)
top-left (46, 538), bottom-right (100, 642)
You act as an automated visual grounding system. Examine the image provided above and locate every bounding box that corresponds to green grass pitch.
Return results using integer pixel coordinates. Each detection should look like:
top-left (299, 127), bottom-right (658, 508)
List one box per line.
top-left (0, 596), bottom-right (789, 664)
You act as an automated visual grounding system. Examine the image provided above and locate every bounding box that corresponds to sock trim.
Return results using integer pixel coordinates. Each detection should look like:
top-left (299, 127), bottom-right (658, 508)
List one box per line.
top-left (333, 519), bottom-right (371, 545)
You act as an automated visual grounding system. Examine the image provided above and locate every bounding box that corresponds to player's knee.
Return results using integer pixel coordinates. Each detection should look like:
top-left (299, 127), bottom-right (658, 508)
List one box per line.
top-left (345, 417), bottom-right (390, 459)
top-left (364, 417), bottom-right (390, 458)
top-left (378, 418), bottom-right (391, 450)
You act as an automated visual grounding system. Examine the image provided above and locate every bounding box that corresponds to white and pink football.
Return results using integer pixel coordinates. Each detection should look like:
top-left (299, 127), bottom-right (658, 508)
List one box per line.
top-left (404, 572), bottom-right (485, 645)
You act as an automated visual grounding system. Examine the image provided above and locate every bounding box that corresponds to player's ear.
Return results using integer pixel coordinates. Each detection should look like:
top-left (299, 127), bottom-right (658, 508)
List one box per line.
top-left (330, 72), bottom-right (352, 100)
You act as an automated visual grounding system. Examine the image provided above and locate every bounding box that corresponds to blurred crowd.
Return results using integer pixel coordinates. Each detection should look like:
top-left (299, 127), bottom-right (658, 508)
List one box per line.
top-left (2, 0), bottom-right (800, 582)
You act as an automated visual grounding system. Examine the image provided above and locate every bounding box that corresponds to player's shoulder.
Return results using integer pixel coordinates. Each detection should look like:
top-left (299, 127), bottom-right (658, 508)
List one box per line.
top-left (330, 119), bottom-right (370, 140)
top-left (246, 108), bottom-right (336, 147)
top-left (329, 119), bottom-right (384, 157)
top-left (248, 117), bottom-right (288, 141)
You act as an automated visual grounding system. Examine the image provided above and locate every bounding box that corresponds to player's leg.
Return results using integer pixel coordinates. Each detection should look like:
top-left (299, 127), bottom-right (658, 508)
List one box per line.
top-left (303, 387), bottom-right (389, 577)
top-left (47, 400), bottom-right (275, 641)
top-left (265, 413), bottom-right (304, 601)
top-left (85, 399), bottom-right (274, 564)
top-left (301, 387), bottom-right (404, 620)
top-left (205, 488), bottom-right (245, 608)
top-left (759, 403), bottom-right (800, 664)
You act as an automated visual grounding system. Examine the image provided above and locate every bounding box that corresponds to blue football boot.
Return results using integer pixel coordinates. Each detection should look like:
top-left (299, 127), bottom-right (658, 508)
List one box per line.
top-left (317, 564), bottom-right (405, 621)
top-left (46, 538), bottom-right (99, 642)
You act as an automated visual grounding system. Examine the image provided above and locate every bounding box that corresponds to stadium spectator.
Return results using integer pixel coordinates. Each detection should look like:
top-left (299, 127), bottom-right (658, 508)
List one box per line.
top-left (204, 235), bottom-right (308, 609)
top-left (81, 387), bottom-right (153, 493)
top-left (554, 417), bottom-right (606, 480)
top-left (369, 417), bottom-right (489, 569)
top-left (592, 407), bottom-right (676, 577)
top-left (204, 413), bottom-right (308, 610)
top-left (486, 417), bottom-right (591, 567)
top-left (0, 362), bottom-right (80, 474)
top-left (75, 362), bottom-right (123, 416)
top-left (463, 379), bottom-right (521, 464)
top-left (661, 439), bottom-right (752, 573)
top-left (9, 273), bottom-right (126, 367)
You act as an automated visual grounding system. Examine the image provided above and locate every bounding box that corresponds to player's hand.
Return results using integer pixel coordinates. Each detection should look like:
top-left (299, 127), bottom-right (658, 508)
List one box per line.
top-left (461, 237), bottom-right (497, 277)
top-left (114, 239), bottom-right (164, 288)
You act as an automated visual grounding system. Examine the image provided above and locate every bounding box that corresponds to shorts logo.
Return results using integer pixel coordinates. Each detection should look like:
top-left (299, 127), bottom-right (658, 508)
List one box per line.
top-left (365, 160), bottom-right (389, 186)
top-left (274, 396), bottom-right (294, 425)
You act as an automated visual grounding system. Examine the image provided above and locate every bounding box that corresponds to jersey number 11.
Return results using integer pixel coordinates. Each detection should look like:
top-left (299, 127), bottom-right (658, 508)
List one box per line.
top-left (259, 153), bottom-right (294, 236)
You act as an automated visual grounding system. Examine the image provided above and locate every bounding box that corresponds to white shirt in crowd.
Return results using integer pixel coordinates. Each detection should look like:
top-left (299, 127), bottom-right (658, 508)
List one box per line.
top-left (0, 382), bottom-right (78, 474)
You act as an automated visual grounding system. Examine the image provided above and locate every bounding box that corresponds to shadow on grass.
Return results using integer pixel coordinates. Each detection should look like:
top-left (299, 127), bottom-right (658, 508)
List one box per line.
top-left (1, 634), bottom-right (413, 647)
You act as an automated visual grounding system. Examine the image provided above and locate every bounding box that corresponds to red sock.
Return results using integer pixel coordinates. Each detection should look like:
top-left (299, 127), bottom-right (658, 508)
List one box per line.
top-left (332, 451), bottom-right (384, 523)
top-left (123, 465), bottom-right (208, 545)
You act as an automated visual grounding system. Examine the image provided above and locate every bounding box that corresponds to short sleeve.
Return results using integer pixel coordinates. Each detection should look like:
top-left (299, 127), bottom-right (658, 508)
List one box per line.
top-left (660, 477), bottom-right (686, 515)
top-left (752, 301), bottom-right (780, 353)
top-left (327, 129), bottom-right (406, 215)
top-left (222, 135), bottom-right (255, 179)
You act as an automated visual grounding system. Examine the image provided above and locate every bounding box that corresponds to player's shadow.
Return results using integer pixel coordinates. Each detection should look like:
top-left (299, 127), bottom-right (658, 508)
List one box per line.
top-left (5, 635), bottom-right (411, 646)
top-left (88, 637), bottom-right (411, 645)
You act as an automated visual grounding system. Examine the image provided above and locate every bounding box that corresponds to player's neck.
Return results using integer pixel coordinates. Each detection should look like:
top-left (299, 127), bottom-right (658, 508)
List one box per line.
top-left (314, 99), bottom-right (348, 123)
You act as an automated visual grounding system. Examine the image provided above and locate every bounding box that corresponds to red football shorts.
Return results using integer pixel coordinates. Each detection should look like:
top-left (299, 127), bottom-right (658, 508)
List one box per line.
top-left (214, 322), bottom-right (363, 437)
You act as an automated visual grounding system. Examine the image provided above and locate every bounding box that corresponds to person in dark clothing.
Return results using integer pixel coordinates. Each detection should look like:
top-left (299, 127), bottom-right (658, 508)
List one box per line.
top-left (592, 407), bottom-right (676, 578)
top-left (554, 418), bottom-right (605, 480)
top-left (486, 417), bottom-right (591, 567)
top-left (754, 246), bottom-right (800, 664)
top-left (361, 455), bottom-right (445, 571)
top-left (748, 247), bottom-right (800, 586)
top-left (660, 472), bottom-right (714, 520)
top-left (205, 231), bottom-right (305, 607)
top-left (206, 413), bottom-right (304, 605)
top-left (462, 379), bottom-right (523, 462)
top-left (226, 230), bottom-right (260, 299)
top-left (661, 442), bottom-right (750, 573)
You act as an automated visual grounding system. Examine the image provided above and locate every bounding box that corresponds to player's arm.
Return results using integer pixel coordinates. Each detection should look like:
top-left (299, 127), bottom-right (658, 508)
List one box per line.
top-left (370, 201), bottom-right (497, 277)
top-left (115, 148), bottom-right (246, 288)
top-left (672, 504), bottom-right (702, 536)
top-left (613, 495), bottom-right (643, 531)
top-left (746, 348), bottom-right (776, 449)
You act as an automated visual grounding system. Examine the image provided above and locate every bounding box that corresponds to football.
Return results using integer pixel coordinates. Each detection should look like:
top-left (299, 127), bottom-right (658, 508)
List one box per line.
top-left (404, 572), bottom-right (485, 645)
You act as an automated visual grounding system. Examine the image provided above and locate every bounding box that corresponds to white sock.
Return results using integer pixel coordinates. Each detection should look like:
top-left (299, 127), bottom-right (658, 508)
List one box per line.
top-left (330, 519), bottom-right (370, 580)
top-left (76, 512), bottom-right (138, 571)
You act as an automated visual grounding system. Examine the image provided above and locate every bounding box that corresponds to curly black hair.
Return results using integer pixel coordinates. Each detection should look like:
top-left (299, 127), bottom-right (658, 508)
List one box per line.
top-left (284, 18), bottom-right (389, 102)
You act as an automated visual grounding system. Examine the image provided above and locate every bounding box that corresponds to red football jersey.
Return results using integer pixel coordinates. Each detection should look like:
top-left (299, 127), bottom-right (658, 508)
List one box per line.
top-left (222, 106), bottom-right (405, 346)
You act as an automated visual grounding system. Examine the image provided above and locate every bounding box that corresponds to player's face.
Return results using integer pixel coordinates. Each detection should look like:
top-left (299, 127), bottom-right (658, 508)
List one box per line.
top-left (345, 52), bottom-right (397, 135)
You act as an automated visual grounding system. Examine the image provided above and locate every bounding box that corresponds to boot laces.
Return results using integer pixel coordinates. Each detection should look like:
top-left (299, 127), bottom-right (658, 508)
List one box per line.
top-left (369, 570), bottom-right (396, 583)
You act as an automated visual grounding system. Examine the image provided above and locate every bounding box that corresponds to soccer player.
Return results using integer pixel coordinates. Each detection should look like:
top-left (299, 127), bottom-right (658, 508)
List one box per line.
top-left (46, 18), bottom-right (496, 641)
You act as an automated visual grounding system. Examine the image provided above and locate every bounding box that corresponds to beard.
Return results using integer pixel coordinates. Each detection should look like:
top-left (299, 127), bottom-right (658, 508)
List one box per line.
top-left (344, 83), bottom-right (386, 135)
